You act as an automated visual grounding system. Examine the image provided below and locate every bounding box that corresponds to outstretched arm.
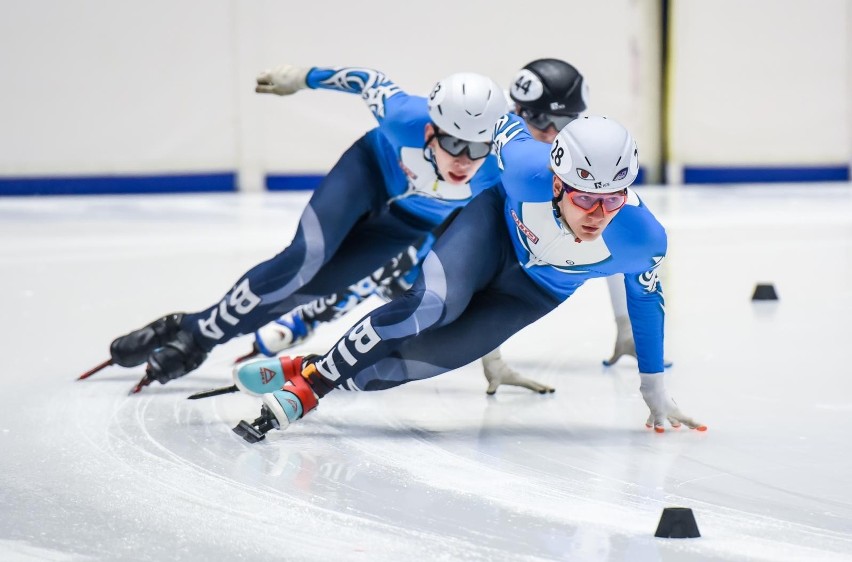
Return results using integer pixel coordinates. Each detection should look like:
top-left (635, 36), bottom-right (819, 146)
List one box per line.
top-left (625, 261), bottom-right (705, 432)
top-left (255, 64), bottom-right (415, 126)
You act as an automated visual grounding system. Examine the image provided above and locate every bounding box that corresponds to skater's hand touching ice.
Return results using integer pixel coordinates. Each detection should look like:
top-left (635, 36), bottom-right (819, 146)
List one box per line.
top-left (483, 349), bottom-right (554, 395)
top-left (639, 373), bottom-right (706, 433)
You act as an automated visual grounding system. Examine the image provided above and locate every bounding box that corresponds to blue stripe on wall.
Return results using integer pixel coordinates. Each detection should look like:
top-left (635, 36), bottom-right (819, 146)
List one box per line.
top-left (0, 173), bottom-right (236, 196)
top-left (7, 165), bottom-right (843, 196)
top-left (684, 166), bottom-right (849, 184)
top-left (266, 174), bottom-right (325, 191)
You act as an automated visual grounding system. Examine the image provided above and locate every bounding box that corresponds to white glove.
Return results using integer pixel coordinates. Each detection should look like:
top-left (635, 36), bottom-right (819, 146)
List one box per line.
top-left (255, 64), bottom-right (310, 96)
top-left (639, 373), bottom-right (706, 433)
top-left (603, 315), bottom-right (636, 366)
top-left (603, 315), bottom-right (673, 368)
top-left (482, 348), bottom-right (555, 395)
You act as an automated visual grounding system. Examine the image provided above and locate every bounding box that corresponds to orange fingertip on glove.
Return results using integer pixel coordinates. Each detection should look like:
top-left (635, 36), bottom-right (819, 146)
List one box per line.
top-left (645, 424), bottom-right (707, 432)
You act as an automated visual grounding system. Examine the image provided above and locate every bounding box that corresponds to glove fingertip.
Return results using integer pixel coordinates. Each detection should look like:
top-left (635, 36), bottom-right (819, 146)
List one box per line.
top-left (695, 425), bottom-right (708, 432)
top-left (654, 426), bottom-right (665, 433)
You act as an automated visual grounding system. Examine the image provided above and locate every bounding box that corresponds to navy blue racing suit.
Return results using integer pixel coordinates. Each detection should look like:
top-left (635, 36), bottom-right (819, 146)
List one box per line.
top-left (180, 66), bottom-right (501, 350)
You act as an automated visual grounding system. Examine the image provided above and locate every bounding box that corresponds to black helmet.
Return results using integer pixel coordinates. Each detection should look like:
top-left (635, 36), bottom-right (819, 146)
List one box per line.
top-left (509, 58), bottom-right (587, 117)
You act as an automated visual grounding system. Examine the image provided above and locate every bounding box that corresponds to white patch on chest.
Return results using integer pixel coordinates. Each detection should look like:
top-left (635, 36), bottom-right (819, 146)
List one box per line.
top-left (514, 201), bottom-right (612, 268)
top-left (396, 147), bottom-right (473, 201)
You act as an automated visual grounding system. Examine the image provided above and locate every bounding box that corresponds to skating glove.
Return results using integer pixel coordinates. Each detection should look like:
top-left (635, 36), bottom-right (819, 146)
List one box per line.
top-left (603, 315), bottom-right (636, 366)
top-left (255, 65), bottom-right (310, 96)
top-left (639, 373), bottom-right (706, 433)
top-left (483, 348), bottom-right (554, 395)
top-left (603, 315), bottom-right (672, 368)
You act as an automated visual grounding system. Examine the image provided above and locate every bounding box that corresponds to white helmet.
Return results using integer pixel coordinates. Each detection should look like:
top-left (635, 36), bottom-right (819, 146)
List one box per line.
top-left (427, 73), bottom-right (508, 143)
top-left (550, 115), bottom-right (639, 193)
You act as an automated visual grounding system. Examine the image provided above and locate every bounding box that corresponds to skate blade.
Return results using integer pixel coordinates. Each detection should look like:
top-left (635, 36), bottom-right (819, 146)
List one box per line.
top-left (77, 358), bottom-right (114, 380)
top-left (187, 385), bottom-right (239, 400)
top-left (232, 420), bottom-right (266, 443)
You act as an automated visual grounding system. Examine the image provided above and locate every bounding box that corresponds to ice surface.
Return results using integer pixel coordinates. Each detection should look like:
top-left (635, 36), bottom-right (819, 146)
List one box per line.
top-left (2, 185), bottom-right (851, 561)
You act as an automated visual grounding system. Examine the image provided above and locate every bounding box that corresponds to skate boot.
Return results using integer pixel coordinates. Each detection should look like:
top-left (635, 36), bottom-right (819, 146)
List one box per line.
top-left (109, 313), bottom-right (185, 367)
top-left (188, 353), bottom-right (319, 400)
top-left (234, 354), bottom-right (302, 396)
top-left (232, 356), bottom-right (334, 443)
top-left (256, 311), bottom-right (313, 355)
top-left (146, 330), bottom-right (208, 384)
top-left (233, 310), bottom-right (313, 364)
top-left (232, 354), bottom-right (334, 396)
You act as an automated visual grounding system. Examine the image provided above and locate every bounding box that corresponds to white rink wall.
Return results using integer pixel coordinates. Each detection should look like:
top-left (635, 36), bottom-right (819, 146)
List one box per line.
top-left (0, 0), bottom-right (848, 192)
top-left (666, 0), bottom-right (850, 182)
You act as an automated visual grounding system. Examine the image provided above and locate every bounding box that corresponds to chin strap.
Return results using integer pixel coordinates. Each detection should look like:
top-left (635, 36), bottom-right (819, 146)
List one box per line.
top-left (552, 189), bottom-right (582, 243)
top-left (422, 135), bottom-right (446, 182)
top-left (551, 191), bottom-right (564, 219)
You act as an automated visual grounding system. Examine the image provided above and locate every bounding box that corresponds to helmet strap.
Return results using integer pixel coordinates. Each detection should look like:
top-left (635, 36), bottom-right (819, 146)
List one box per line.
top-left (552, 187), bottom-right (582, 243)
top-left (551, 188), bottom-right (565, 219)
top-left (422, 135), bottom-right (445, 181)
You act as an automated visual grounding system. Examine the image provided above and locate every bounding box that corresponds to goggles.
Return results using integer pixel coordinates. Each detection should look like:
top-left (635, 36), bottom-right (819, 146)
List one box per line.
top-left (518, 108), bottom-right (578, 132)
top-left (562, 183), bottom-right (627, 214)
top-left (433, 132), bottom-right (492, 160)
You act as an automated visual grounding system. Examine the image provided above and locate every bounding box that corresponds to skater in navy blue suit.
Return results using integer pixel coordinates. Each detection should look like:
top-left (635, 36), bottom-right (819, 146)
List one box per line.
top-left (102, 65), bottom-right (508, 388)
top-left (233, 115), bottom-right (706, 439)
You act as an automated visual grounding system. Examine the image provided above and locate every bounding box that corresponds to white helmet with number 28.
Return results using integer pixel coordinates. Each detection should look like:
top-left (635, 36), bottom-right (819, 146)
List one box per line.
top-left (550, 115), bottom-right (639, 194)
top-left (427, 73), bottom-right (508, 143)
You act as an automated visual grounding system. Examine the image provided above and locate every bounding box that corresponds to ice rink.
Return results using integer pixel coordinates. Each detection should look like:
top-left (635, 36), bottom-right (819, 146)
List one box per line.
top-left (2, 184), bottom-right (851, 561)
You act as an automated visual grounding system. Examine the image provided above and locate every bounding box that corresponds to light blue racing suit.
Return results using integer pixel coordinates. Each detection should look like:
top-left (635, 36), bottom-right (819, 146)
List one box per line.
top-left (309, 113), bottom-right (667, 391)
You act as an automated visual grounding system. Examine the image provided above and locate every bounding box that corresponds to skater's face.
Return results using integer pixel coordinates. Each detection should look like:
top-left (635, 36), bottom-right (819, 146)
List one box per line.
top-left (552, 176), bottom-right (626, 242)
top-left (516, 105), bottom-right (578, 144)
top-left (425, 124), bottom-right (490, 184)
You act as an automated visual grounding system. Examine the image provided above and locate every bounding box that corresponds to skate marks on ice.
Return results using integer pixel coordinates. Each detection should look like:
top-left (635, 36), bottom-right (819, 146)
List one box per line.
top-left (61, 369), bottom-right (556, 561)
top-left (62, 338), bottom-right (852, 561)
top-left (334, 379), bottom-right (852, 561)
